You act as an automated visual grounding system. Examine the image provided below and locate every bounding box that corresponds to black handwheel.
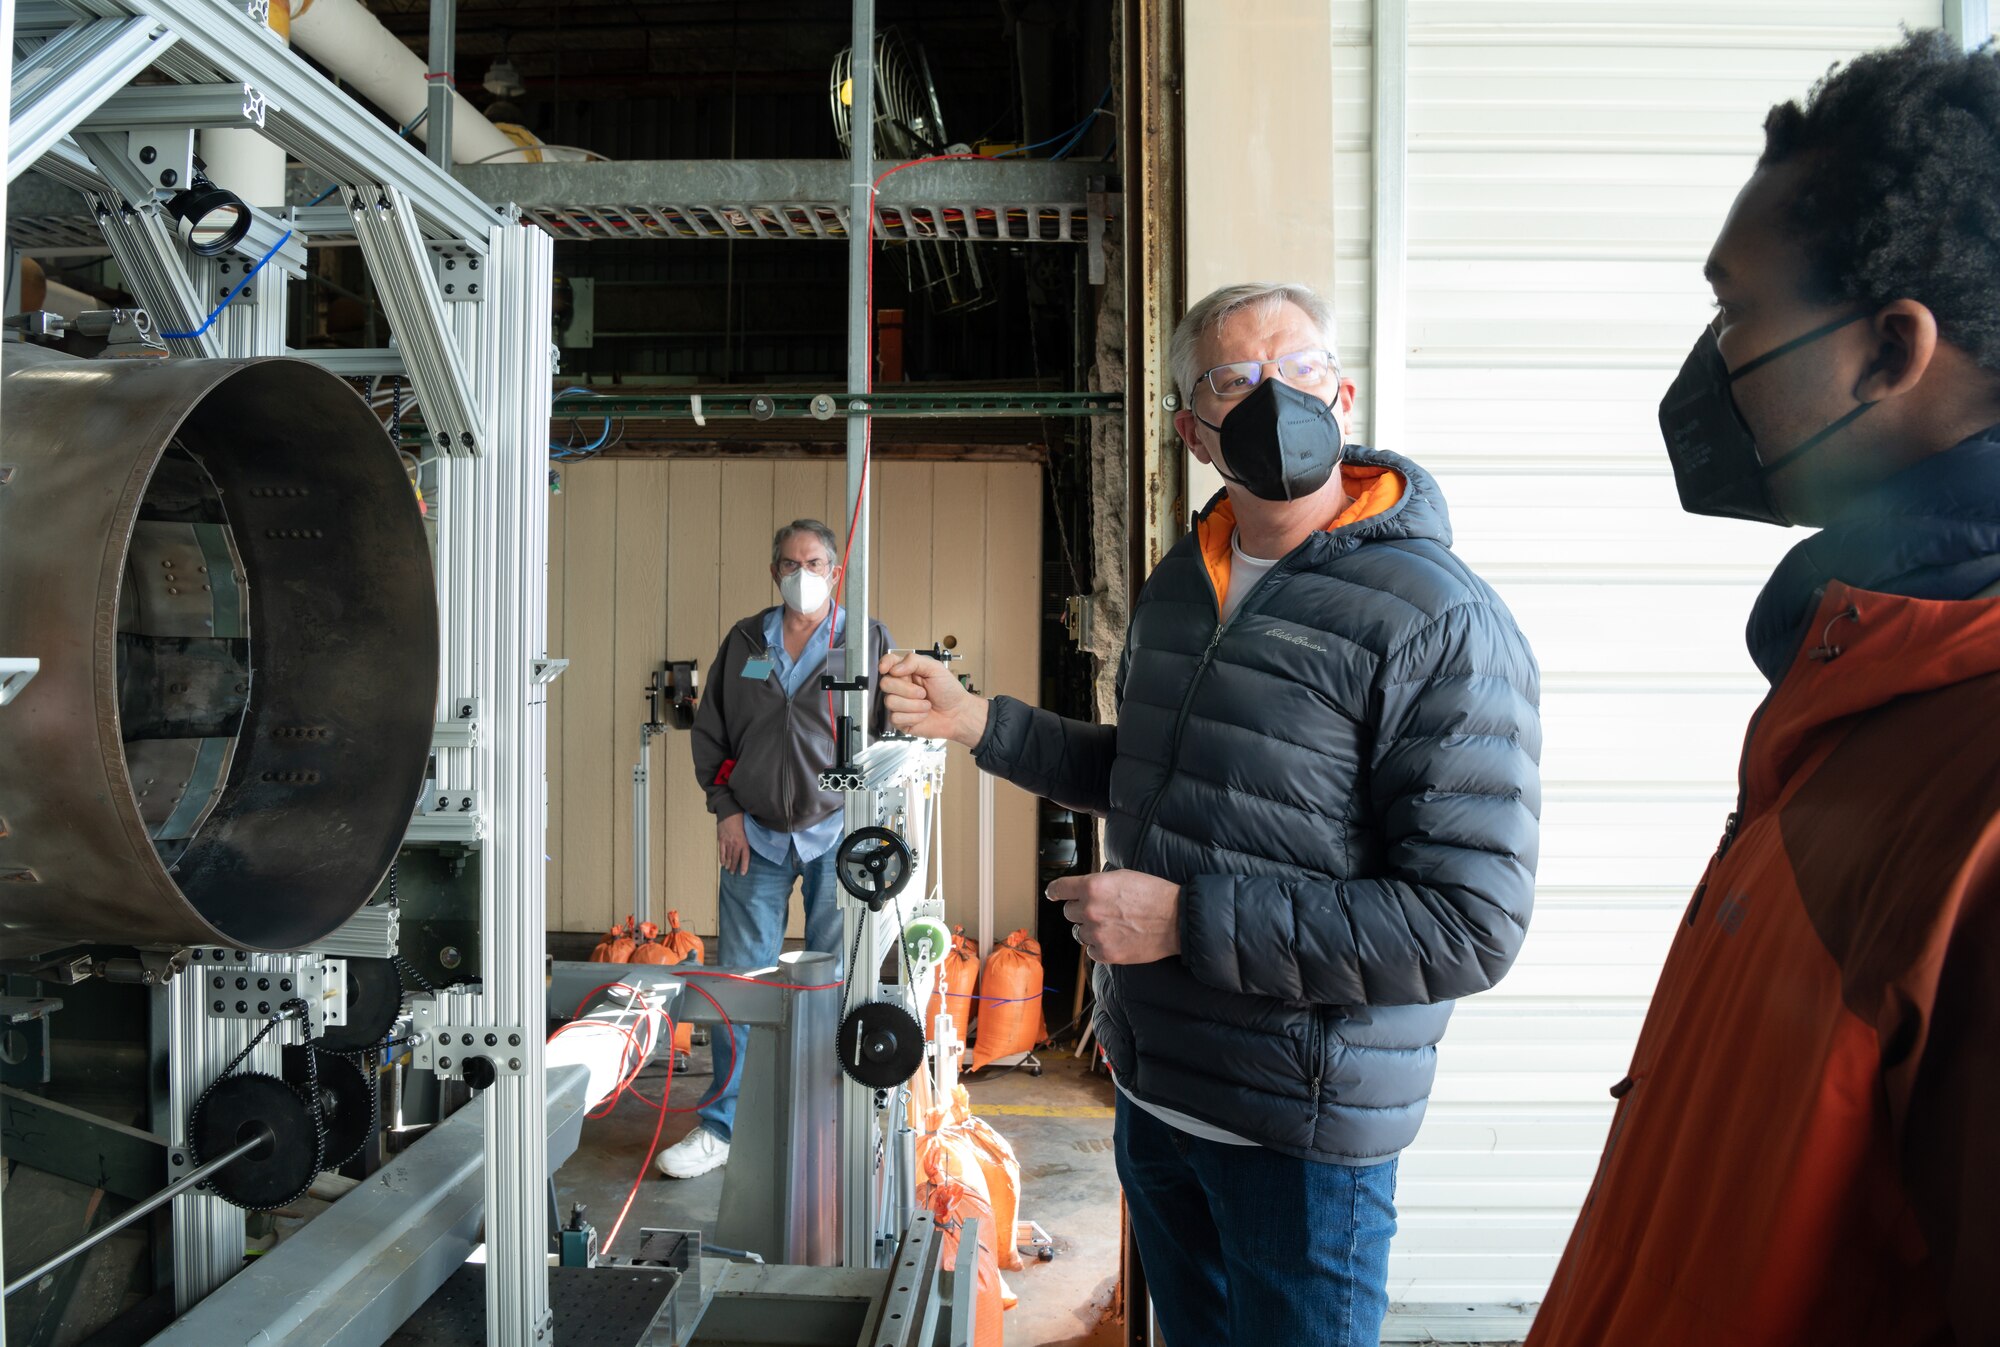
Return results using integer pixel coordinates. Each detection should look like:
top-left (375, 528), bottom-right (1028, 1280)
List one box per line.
top-left (834, 826), bottom-right (914, 911)
top-left (837, 1001), bottom-right (926, 1089)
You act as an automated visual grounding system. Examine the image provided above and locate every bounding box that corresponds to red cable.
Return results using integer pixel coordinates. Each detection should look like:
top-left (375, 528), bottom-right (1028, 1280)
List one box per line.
top-left (599, 1029), bottom-right (672, 1258)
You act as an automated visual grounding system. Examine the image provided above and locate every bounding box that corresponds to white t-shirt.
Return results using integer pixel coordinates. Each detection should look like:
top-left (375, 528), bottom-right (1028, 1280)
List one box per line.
top-left (1220, 531), bottom-right (1282, 623)
top-left (1115, 529), bottom-right (1279, 1149)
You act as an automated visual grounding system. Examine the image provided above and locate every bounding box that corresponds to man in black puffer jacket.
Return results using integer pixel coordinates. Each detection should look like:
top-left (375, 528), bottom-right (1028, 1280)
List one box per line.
top-left (880, 282), bottom-right (1541, 1347)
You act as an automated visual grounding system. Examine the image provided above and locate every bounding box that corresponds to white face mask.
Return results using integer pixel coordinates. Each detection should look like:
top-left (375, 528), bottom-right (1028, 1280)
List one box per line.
top-left (779, 568), bottom-right (831, 615)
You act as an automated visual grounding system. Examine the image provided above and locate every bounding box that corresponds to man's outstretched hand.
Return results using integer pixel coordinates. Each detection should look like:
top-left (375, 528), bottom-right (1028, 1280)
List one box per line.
top-left (878, 651), bottom-right (990, 748)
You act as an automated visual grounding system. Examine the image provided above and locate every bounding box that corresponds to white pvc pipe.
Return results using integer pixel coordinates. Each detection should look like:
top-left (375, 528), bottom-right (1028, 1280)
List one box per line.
top-left (286, 0), bottom-right (533, 166)
top-left (199, 130), bottom-right (287, 208)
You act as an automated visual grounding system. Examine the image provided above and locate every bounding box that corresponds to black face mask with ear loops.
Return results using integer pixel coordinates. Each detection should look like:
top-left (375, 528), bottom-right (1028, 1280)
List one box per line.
top-left (1657, 311), bottom-right (1877, 525)
top-left (1195, 377), bottom-right (1346, 502)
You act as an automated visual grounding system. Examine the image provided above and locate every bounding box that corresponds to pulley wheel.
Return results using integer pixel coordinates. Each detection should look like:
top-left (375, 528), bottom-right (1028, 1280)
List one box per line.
top-left (188, 1072), bottom-right (324, 1211)
top-left (838, 1001), bottom-right (925, 1089)
top-left (835, 827), bottom-right (914, 910)
top-left (284, 1044), bottom-right (376, 1169)
top-left (317, 956), bottom-right (402, 1052)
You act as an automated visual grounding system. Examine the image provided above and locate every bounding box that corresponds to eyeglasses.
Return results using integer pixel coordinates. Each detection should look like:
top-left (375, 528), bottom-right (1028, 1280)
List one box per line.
top-left (777, 557), bottom-right (833, 576)
top-left (1196, 348), bottom-right (1340, 401)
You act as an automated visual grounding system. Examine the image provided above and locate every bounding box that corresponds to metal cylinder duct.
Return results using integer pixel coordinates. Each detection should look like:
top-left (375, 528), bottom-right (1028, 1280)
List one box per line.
top-left (0, 344), bottom-right (439, 955)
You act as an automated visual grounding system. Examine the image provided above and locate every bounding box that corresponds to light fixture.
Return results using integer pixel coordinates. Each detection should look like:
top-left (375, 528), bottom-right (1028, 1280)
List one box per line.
top-left (483, 56), bottom-right (526, 99)
top-left (164, 166), bottom-right (251, 258)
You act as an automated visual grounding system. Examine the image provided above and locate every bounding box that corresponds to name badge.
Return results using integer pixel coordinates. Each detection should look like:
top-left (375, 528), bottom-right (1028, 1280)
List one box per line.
top-left (741, 657), bottom-right (774, 681)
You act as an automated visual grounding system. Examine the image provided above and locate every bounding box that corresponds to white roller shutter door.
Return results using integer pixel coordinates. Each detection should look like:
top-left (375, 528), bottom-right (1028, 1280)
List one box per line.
top-left (1350, 3), bottom-right (1942, 1338)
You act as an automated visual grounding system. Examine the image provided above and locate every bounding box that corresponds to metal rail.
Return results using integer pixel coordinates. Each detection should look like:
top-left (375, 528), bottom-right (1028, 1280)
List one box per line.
top-left (2, 1128), bottom-right (268, 1299)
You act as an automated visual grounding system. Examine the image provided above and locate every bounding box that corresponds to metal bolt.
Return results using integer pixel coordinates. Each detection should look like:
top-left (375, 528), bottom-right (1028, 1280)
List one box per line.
top-left (439, 1032), bottom-right (452, 1046)
top-left (443, 284), bottom-right (455, 295)
top-left (468, 284), bottom-right (478, 295)
top-left (508, 1033), bottom-right (521, 1047)
top-left (469, 258), bottom-right (480, 270)
top-left (439, 1056), bottom-right (452, 1069)
top-left (138, 145), bottom-right (157, 164)
top-left (1161, 393), bottom-right (1180, 411)
top-left (279, 979), bottom-right (293, 992)
top-left (235, 977), bottom-right (248, 990)
top-left (257, 1001), bottom-right (270, 1015)
top-left (213, 949), bottom-right (226, 961)
top-left (484, 1033), bottom-right (497, 1047)
top-left (159, 170), bottom-right (178, 188)
top-left (212, 1000), bottom-right (226, 1013)
top-left (235, 1001), bottom-right (248, 1013)
top-left (212, 976), bottom-right (224, 989)
top-left (439, 946), bottom-right (462, 969)
top-left (235, 951), bottom-right (248, 961)
top-left (509, 1057), bottom-right (522, 1071)
top-left (257, 977), bottom-right (270, 991)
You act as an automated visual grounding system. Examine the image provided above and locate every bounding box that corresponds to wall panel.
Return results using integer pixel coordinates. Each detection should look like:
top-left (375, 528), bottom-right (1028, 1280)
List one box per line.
top-left (546, 459), bottom-right (1042, 948)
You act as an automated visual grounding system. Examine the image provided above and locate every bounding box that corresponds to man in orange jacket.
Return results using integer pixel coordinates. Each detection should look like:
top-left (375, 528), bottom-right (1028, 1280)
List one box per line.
top-left (1529, 32), bottom-right (2000, 1347)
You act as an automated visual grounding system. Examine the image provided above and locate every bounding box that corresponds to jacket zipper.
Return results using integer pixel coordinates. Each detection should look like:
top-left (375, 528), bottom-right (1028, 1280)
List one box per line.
top-left (1127, 559), bottom-right (1293, 862)
top-left (1686, 689), bottom-right (1767, 927)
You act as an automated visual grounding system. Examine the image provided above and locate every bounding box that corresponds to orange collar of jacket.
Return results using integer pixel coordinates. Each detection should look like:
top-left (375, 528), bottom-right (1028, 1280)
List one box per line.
top-left (1197, 465), bottom-right (1406, 603)
top-left (1747, 580), bottom-right (2000, 811)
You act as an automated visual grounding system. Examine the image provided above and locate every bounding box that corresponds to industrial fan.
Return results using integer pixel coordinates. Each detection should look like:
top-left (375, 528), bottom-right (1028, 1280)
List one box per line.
top-left (830, 29), bottom-right (993, 315)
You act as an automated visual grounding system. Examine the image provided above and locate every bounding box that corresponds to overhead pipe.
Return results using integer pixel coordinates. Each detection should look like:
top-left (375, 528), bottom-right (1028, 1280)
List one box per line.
top-left (284, 0), bottom-right (581, 166)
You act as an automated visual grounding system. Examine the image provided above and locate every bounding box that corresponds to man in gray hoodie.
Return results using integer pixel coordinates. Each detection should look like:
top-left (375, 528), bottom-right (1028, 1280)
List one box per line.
top-left (655, 519), bottom-right (891, 1179)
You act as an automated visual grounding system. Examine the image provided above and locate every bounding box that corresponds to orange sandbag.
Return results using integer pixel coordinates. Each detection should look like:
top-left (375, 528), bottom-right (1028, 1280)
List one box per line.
top-left (588, 923), bottom-right (630, 963)
top-left (915, 1106), bottom-right (1007, 1346)
top-left (928, 926), bottom-right (982, 1042)
top-left (627, 923), bottom-right (667, 963)
top-left (951, 1087), bottom-right (1024, 1272)
top-left (969, 930), bottom-right (1046, 1071)
top-left (659, 909), bottom-right (704, 964)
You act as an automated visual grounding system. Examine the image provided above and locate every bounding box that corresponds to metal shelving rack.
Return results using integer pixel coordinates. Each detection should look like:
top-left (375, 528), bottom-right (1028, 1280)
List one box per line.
top-left (4, 0), bottom-right (555, 1341)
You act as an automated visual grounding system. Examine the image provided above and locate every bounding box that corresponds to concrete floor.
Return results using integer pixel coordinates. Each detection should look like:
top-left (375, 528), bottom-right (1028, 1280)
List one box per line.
top-left (554, 1041), bottom-right (1124, 1347)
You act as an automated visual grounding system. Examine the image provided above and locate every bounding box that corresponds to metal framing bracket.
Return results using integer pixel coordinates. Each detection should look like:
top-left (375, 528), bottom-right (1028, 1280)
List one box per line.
top-left (410, 998), bottom-right (527, 1079)
top-left (432, 244), bottom-right (484, 302)
top-left (193, 952), bottom-right (347, 1035)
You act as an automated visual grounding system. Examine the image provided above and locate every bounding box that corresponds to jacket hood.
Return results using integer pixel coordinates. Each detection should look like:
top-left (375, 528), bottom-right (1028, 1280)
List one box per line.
top-left (1193, 444), bottom-right (1454, 554)
top-left (1749, 578), bottom-right (2000, 812)
top-left (1746, 433), bottom-right (2000, 682)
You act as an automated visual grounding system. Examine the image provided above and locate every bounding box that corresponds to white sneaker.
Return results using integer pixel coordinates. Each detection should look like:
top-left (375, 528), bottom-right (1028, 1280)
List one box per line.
top-left (654, 1127), bottom-right (729, 1179)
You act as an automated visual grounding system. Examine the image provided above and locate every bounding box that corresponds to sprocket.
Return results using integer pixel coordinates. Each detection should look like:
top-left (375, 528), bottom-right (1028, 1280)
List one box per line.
top-left (187, 1072), bottom-right (324, 1211)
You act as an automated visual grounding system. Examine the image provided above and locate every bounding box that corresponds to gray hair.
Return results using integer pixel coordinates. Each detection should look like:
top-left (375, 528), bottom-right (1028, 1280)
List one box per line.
top-left (771, 518), bottom-right (839, 568)
top-left (1168, 282), bottom-right (1341, 403)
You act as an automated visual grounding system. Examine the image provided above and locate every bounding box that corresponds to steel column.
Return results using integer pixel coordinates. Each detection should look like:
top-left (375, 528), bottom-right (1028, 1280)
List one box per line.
top-left (425, 0), bottom-right (455, 170)
top-left (1369, 0), bottom-right (1409, 450)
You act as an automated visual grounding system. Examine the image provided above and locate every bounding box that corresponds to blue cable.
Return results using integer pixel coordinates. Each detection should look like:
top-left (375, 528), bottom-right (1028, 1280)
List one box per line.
top-left (993, 84), bottom-right (1112, 159)
top-left (306, 110), bottom-right (429, 207)
top-left (161, 228), bottom-right (294, 341)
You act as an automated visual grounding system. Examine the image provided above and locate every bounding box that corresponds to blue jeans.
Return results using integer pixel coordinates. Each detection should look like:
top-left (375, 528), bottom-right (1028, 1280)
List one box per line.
top-left (1115, 1096), bottom-right (1398, 1347)
top-left (696, 845), bottom-right (843, 1143)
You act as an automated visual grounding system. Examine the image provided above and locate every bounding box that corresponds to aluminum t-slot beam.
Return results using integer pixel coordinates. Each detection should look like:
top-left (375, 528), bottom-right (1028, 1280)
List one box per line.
top-left (150, 1063), bottom-right (593, 1347)
top-left (77, 82), bottom-right (277, 134)
top-left (8, 16), bottom-right (176, 183)
top-left (83, 193), bottom-right (220, 357)
top-left (119, 0), bottom-right (498, 246)
top-left (343, 184), bottom-right (484, 456)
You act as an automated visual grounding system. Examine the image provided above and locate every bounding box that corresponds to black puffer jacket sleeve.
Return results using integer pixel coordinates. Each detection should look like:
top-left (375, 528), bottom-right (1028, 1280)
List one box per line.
top-left (1178, 600), bottom-right (1541, 1006)
top-left (971, 652), bottom-right (1125, 817)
